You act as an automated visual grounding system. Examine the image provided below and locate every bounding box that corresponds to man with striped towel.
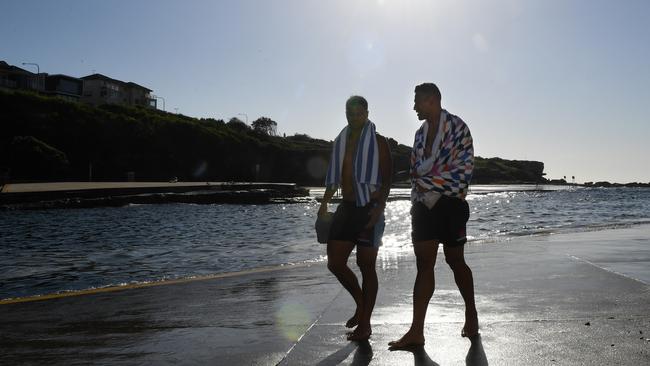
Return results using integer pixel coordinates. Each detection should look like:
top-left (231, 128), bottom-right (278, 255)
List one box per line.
top-left (389, 83), bottom-right (479, 349)
top-left (318, 95), bottom-right (392, 341)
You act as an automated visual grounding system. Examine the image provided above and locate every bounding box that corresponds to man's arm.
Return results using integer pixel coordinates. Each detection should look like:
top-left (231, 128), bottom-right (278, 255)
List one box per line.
top-left (318, 186), bottom-right (336, 216)
top-left (365, 135), bottom-right (392, 228)
top-left (375, 135), bottom-right (393, 207)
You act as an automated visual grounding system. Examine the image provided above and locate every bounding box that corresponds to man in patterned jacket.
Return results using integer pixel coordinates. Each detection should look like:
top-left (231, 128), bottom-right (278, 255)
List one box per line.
top-left (389, 83), bottom-right (479, 349)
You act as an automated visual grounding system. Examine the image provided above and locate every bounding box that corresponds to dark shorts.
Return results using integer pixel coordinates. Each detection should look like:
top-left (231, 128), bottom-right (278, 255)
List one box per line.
top-left (411, 195), bottom-right (470, 246)
top-left (329, 201), bottom-right (385, 248)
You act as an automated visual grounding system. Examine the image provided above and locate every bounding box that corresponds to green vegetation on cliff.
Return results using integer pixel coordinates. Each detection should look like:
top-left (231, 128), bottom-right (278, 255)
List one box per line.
top-left (0, 91), bottom-right (546, 185)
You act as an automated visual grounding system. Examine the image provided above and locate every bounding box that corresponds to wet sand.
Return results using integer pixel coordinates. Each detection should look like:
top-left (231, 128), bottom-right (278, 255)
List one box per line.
top-left (1, 225), bottom-right (649, 365)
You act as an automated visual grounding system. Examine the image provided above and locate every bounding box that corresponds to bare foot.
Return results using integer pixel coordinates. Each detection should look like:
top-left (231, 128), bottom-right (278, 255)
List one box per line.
top-left (461, 314), bottom-right (479, 338)
top-left (388, 330), bottom-right (425, 349)
top-left (345, 310), bottom-right (360, 328)
top-left (347, 325), bottom-right (372, 341)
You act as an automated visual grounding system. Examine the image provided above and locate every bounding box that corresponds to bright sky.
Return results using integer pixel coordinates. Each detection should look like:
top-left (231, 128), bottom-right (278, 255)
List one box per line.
top-left (2, 0), bottom-right (649, 183)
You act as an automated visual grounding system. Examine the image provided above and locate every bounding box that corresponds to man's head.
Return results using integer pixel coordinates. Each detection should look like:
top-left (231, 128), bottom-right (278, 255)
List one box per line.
top-left (413, 83), bottom-right (442, 121)
top-left (346, 95), bottom-right (369, 130)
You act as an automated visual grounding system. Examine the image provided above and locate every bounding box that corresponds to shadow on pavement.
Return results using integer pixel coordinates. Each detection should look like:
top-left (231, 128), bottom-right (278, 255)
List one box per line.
top-left (466, 335), bottom-right (488, 366)
top-left (386, 335), bottom-right (488, 366)
top-left (399, 346), bottom-right (440, 366)
top-left (316, 340), bottom-right (373, 366)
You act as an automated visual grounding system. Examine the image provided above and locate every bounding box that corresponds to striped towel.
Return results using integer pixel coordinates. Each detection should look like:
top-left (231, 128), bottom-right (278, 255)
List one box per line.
top-left (325, 120), bottom-right (381, 207)
top-left (411, 109), bottom-right (474, 199)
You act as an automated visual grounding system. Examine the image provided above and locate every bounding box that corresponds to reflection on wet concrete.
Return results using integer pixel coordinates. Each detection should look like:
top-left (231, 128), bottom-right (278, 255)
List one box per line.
top-left (2, 225), bottom-right (649, 364)
top-left (280, 225), bottom-right (649, 365)
top-left (1, 295), bottom-right (159, 364)
top-left (1, 263), bottom-right (341, 365)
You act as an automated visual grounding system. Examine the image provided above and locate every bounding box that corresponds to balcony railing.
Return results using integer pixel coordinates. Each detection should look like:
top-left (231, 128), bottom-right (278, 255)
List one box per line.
top-left (0, 78), bottom-right (18, 88)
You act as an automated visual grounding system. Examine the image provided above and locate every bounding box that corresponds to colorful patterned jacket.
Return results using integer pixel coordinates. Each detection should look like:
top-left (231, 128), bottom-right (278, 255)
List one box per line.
top-left (410, 109), bottom-right (474, 199)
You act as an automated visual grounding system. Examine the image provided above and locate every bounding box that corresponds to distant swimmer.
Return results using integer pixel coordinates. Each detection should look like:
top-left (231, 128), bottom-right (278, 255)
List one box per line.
top-left (319, 95), bottom-right (392, 341)
top-left (389, 83), bottom-right (478, 349)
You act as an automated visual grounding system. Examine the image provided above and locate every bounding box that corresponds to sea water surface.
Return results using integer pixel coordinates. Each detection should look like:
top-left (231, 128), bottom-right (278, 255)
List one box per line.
top-left (1, 185), bottom-right (649, 300)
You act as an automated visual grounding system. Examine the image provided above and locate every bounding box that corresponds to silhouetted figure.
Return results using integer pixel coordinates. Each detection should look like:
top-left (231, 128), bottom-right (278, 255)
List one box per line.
top-left (319, 95), bottom-right (392, 341)
top-left (390, 83), bottom-right (478, 349)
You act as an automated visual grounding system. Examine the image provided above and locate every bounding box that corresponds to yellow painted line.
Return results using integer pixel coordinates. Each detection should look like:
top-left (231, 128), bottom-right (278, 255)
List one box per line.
top-left (0, 262), bottom-right (314, 305)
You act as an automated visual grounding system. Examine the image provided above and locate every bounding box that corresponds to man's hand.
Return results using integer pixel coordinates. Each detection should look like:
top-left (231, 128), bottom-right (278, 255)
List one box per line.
top-left (365, 204), bottom-right (384, 229)
top-left (318, 202), bottom-right (328, 217)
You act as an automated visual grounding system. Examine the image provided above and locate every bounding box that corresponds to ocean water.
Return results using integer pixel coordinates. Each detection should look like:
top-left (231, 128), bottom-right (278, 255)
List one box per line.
top-left (1, 185), bottom-right (649, 300)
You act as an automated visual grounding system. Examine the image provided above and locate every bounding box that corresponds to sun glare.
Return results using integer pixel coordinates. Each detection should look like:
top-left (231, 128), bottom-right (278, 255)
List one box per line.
top-left (374, 0), bottom-right (455, 19)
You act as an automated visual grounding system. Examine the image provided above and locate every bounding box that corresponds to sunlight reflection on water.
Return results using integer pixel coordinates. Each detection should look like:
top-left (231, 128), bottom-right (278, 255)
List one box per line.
top-left (1, 187), bottom-right (649, 299)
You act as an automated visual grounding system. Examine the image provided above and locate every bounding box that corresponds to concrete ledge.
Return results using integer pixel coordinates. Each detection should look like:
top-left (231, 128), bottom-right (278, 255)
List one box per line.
top-left (1, 225), bottom-right (649, 364)
top-left (0, 181), bottom-right (309, 208)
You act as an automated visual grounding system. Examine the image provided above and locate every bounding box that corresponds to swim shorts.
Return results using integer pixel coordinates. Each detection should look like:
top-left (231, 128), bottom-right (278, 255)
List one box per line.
top-left (411, 195), bottom-right (470, 246)
top-left (329, 200), bottom-right (385, 248)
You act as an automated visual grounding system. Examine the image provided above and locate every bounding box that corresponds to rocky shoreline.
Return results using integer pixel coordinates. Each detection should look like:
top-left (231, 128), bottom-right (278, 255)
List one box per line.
top-left (0, 183), bottom-right (311, 210)
top-left (3, 180), bottom-right (649, 211)
top-left (583, 181), bottom-right (650, 188)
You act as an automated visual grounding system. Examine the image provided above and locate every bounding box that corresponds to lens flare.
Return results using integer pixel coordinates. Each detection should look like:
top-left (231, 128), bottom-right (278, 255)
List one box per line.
top-left (193, 160), bottom-right (208, 178)
top-left (307, 156), bottom-right (328, 180)
top-left (275, 301), bottom-right (312, 341)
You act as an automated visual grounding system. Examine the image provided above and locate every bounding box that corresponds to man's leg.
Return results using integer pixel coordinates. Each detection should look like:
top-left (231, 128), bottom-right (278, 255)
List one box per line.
top-left (443, 245), bottom-right (479, 337)
top-left (389, 240), bottom-right (439, 348)
top-left (327, 240), bottom-right (362, 328)
top-left (347, 245), bottom-right (379, 340)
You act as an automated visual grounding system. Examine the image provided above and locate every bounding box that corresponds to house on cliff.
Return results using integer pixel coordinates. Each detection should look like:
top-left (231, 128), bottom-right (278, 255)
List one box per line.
top-left (43, 74), bottom-right (84, 102)
top-left (1, 62), bottom-right (157, 109)
top-left (81, 73), bottom-right (156, 108)
top-left (1, 61), bottom-right (83, 101)
top-left (0, 61), bottom-right (42, 91)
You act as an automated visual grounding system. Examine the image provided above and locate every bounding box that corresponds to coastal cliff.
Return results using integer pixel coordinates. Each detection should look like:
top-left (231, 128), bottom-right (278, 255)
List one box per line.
top-left (1, 91), bottom-right (547, 185)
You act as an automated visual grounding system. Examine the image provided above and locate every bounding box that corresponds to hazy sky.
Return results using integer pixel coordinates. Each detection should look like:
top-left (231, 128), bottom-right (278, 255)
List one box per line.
top-left (2, 0), bottom-right (649, 183)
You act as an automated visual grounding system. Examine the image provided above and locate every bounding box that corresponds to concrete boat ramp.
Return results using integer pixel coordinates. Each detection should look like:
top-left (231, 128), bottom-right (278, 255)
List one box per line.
top-left (1, 226), bottom-right (649, 365)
